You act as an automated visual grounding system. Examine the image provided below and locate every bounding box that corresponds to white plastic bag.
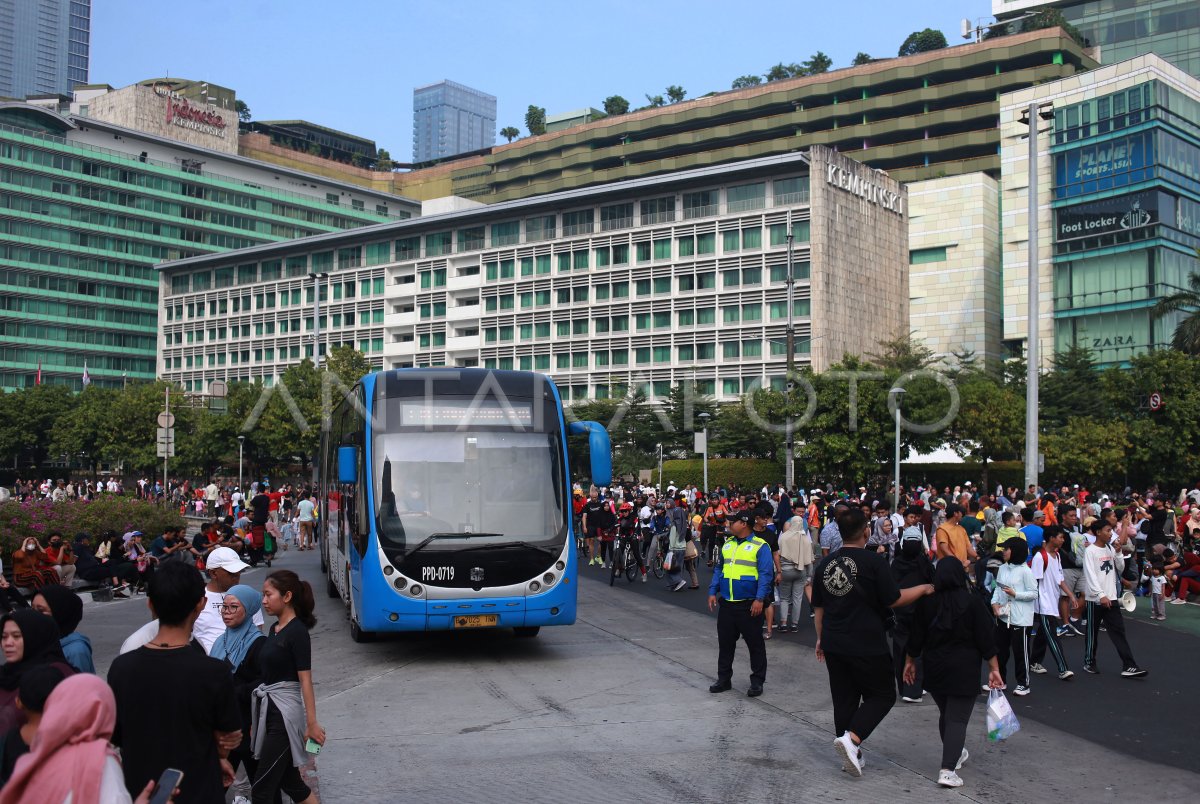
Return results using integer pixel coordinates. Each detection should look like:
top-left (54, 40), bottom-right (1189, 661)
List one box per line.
top-left (986, 688), bottom-right (1021, 741)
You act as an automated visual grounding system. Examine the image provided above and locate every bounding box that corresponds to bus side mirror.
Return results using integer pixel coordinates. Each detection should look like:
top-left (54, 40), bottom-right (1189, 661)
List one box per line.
top-left (337, 446), bottom-right (358, 485)
top-left (569, 421), bottom-right (612, 487)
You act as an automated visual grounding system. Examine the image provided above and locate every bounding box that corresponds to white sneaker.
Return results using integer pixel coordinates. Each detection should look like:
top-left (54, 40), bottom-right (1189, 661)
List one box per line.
top-left (834, 733), bottom-right (863, 777)
top-left (955, 747), bottom-right (968, 770)
top-left (1170, 597), bottom-right (1188, 605)
top-left (641, 573), bottom-right (647, 583)
top-left (1029, 663), bottom-right (1047, 674)
top-left (938, 769), bottom-right (964, 788)
top-left (901, 695), bottom-right (923, 703)
top-left (232, 797), bottom-right (252, 804)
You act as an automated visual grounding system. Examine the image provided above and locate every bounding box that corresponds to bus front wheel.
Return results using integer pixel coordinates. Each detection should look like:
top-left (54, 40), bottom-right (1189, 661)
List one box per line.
top-left (350, 615), bottom-right (375, 643)
top-left (326, 571), bottom-right (338, 599)
top-left (513, 627), bottom-right (540, 638)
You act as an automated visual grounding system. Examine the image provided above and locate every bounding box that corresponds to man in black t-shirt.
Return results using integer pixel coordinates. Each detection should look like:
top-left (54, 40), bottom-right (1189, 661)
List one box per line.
top-left (752, 503), bottom-right (782, 638)
top-left (581, 489), bottom-right (612, 567)
top-left (247, 487), bottom-right (271, 566)
top-left (108, 562), bottom-right (241, 804)
top-left (812, 507), bottom-right (933, 778)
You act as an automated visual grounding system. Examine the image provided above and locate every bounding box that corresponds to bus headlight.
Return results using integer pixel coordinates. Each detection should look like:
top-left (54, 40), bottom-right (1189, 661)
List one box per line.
top-left (555, 561), bottom-right (565, 571)
top-left (543, 572), bottom-right (555, 585)
top-left (410, 585), bottom-right (423, 597)
top-left (529, 581), bottom-right (541, 593)
top-left (393, 577), bottom-right (407, 591)
top-left (383, 565), bottom-right (394, 576)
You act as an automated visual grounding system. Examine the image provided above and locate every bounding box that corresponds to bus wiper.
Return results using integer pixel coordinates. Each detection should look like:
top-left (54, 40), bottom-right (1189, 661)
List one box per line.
top-left (456, 540), bottom-right (556, 558)
top-left (404, 532), bottom-right (504, 559)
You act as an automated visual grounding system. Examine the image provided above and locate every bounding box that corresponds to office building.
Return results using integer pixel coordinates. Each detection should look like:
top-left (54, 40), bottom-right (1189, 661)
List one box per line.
top-left (0, 0), bottom-right (89, 98)
top-left (247, 120), bottom-right (376, 165)
top-left (994, 1), bottom-right (1200, 78)
top-left (412, 80), bottom-right (496, 162)
top-left (1000, 54), bottom-right (1200, 366)
top-left (0, 98), bottom-right (418, 391)
top-left (156, 148), bottom-right (909, 401)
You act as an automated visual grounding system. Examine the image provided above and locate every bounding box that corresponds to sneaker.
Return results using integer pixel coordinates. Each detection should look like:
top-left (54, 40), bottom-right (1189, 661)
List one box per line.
top-left (233, 797), bottom-right (252, 804)
top-left (937, 769), bottom-right (964, 788)
top-left (1083, 663), bottom-right (1099, 674)
top-left (901, 695), bottom-right (923, 703)
top-left (1067, 620), bottom-right (1084, 636)
top-left (1170, 597), bottom-right (1187, 605)
top-left (955, 747), bottom-right (968, 770)
top-left (641, 573), bottom-right (647, 583)
top-left (1013, 685), bottom-right (1031, 696)
top-left (1056, 625), bottom-right (1072, 638)
top-left (673, 580), bottom-right (687, 591)
top-left (980, 684), bottom-right (991, 694)
top-left (833, 733), bottom-right (863, 777)
top-left (1121, 666), bottom-right (1148, 678)
top-left (1058, 670), bottom-right (1074, 680)
top-left (112, 590), bottom-right (129, 599)
top-left (1030, 663), bottom-right (1047, 674)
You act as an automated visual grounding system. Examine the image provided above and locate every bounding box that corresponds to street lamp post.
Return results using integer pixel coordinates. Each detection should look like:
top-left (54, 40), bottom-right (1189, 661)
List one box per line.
top-left (309, 272), bottom-right (328, 367)
top-left (890, 387), bottom-right (906, 510)
top-left (656, 442), bottom-right (664, 494)
top-left (237, 435), bottom-right (245, 490)
top-left (698, 412), bottom-right (711, 494)
top-left (785, 221), bottom-right (796, 493)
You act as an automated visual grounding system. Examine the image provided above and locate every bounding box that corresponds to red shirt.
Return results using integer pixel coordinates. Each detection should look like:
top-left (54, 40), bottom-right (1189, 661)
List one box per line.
top-left (267, 492), bottom-right (284, 512)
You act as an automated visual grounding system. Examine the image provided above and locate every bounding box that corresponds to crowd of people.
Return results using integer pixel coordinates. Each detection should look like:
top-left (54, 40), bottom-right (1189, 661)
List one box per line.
top-left (0, 499), bottom-right (326, 803)
top-left (583, 477), bottom-right (1195, 789)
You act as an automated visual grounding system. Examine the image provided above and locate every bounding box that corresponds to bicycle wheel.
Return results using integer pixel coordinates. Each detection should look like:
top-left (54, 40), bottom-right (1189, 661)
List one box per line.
top-left (650, 553), bottom-right (664, 579)
top-left (609, 548), bottom-right (619, 586)
top-left (625, 547), bottom-right (638, 582)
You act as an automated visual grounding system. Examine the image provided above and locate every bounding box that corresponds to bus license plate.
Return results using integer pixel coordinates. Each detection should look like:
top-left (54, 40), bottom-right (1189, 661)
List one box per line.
top-left (454, 614), bottom-right (498, 629)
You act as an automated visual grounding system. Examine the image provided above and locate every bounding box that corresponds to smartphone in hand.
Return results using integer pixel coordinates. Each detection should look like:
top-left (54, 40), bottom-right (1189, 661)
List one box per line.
top-left (305, 738), bottom-right (322, 755)
top-left (148, 768), bottom-right (184, 804)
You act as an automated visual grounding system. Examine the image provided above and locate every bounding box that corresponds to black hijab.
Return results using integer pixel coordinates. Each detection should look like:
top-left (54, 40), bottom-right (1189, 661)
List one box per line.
top-left (931, 559), bottom-right (971, 634)
top-left (35, 584), bottom-right (83, 637)
top-left (0, 610), bottom-right (64, 691)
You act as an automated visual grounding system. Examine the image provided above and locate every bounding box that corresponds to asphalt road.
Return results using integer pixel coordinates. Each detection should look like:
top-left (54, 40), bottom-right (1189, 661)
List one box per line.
top-left (69, 544), bottom-right (1198, 803)
top-left (583, 549), bottom-right (1200, 769)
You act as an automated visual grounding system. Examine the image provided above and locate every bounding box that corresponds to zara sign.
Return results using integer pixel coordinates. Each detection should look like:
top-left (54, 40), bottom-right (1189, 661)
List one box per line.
top-left (825, 163), bottom-right (904, 217)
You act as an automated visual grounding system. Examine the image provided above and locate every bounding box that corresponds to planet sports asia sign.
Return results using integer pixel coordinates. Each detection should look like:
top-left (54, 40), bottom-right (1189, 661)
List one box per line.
top-left (153, 84), bottom-right (227, 139)
top-left (825, 163), bottom-right (904, 217)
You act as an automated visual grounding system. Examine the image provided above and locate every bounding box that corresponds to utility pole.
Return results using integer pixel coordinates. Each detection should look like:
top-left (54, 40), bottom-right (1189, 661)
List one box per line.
top-left (785, 221), bottom-right (795, 493)
top-left (1022, 101), bottom-right (1051, 493)
top-left (163, 386), bottom-right (169, 494)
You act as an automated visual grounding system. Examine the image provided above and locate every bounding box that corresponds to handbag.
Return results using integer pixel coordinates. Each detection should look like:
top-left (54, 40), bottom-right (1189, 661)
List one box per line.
top-left (986, 689), bottom-right (1021, 741)
top-left (685, 540), bottom-right (698, 560)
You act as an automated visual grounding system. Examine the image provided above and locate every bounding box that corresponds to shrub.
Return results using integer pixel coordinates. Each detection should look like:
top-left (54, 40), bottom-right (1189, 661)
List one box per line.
top-left (661, 458), bottom-right (783, 491)
top-left (0, 497), bottom-right (185, 555)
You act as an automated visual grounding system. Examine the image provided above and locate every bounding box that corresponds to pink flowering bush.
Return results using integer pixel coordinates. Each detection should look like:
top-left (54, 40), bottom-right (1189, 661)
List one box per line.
top-left (0, 496), bottom-right (184, 555)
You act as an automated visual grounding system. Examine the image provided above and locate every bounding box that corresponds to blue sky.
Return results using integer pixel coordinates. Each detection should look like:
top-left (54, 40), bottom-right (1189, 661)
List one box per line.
top-left (93, 0), bottom-right (993, 161)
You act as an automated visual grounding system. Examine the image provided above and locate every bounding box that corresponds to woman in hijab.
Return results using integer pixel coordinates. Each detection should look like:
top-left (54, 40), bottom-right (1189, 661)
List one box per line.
top-left (904, 560), bottom-right (1003, 790)
top-left (0, 610), bottom-right (74, 735)
top-left (31, 585), bottom-right (93, 674)
top-left (891, 531), bottom-right (935, 703)
top-left (210, 583), bottom-right (266, 794)
top-left (10, 538), bottom-right (60, 590)
top-left (0, 673), bottom-right (160, 804)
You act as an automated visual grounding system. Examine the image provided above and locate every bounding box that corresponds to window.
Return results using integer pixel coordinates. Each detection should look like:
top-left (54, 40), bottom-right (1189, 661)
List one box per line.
top-left (263, 259), bottom-right (285, 280)
top-left (723, 230), bottom-right (740, 252)
top-left (521, 257), bottom-right (534, 277)
top-left (535, 322), bottom-right (550, 338)
top-left (536, 255), bottom-right (551, 275)
top-left (520, 291), bottom-right (534, 309)
top-left (458, 227), bottom-right (485, 251)
top-left (611, 349), bottom-right (628, 366)
top-left (640, 196), bottom-right (675, 224)
top-left (491, 221), bottom-right (520, 246)
top-left (365, 242), bottom-right (391, 266)
top-left (557, 321), bottom-right (570, 337)
top-left (683, 190), bottom-right (718, 219)
top-left (594, 351), bottom-right (609, 367)
top-left (594, 283), bottom-right (610, 301)
top-left (653, 276), bottom-right (671, 294)
top-left (678, 235), bottom-right (695, 257)
top-left (635, 279), bottom-right (651, 296)
top-left (635, 312), bottom-right (650, 331)
top-left (653, 238), bottom-right (671, 260)
top-left (723, 269), bottom-right (740, 288)
top-left (534, 355), bottom-right (550, 370)
top-left (594, 247), bottom-right (610, 267)
top-left (770, 261), bottom-right (810, 282)
top-left (770, 300), bottom-right (811, 320)
top-left (723, 305), bottom-right (740, 324)
top-left (236, 264), bottom-right (256, 284)
top-left (192, 271), bottom-right (211, 291)
top-left (562, 209), bottom-right (594, 235)
top-left (910, 247), bottom-right (948, 264)
top-left (636, 242), bottom-right (652, 263)
top-left (742, 303), bottom-right (761, 322)
top-left (743, 339), bottom-right (762, 357)
top-left (572, 352), bottom-right (588, 368)
top-left (635, 347), bottom-right (651, 365)
top-left (572, 320), bottom-right (588, 335)
top-left (573, 286), bottom-right (589, 302)
top-left (499, 294), bottom-right (515, 310)
top-left (612, 281), bottom-right (629, 299)
top-left (500, 260), bottom-right (515, 279)
top-left (723, 342), bottom-right (740, 359)
top-left (726, 181), bottom-right (766, 212)
top-left (723, 378), bottom-right (741, 396)
top-left (519, 355), bottom-right (532, 370)
top-left (557, 353), bottom-right (570, 369)
top-left (742, 266), bottom-right (761, 285)
top-left (485, 262), bottom-right (498, 281)
top-left (697, 343), bottom-right (715, 361)
top-left (527, 215), bottom-right (556, 241)
top-left (520, 323), bottom-right (533, 340)
top-left (774, 176), bottom-right (809, 204)
top-left (558, 253), bottom-right (571, 273)
top-left (426, 231), bottom-right (452, 256)
top-left (678, 344), bottom-right (694, 362)
top-left (677, 310), bottom-right (694, 326)
top-left (653, 346), bottom-right (671, 363)
top-left (611, 315), bottom-right (629, 332)
top-left (557, 288), bottom-right (571, 305)
top-left (601, 202), bottom-right (633, 230)
top-left (395, 236), bottom-right (420, 260)
top-left (613, 244), bottom-right (630, 265)
top-left (697, 271), bottom-right (716, 290)
top-left (697, 232), bottom-right (716, 254)
top-left (742, 227), bottom-right (762, 250)
top-left (573, 250), bottom-right (588, 271)
top-left (678, 275), bottom-right (694, 292)
top-left (535, 289), bottom-right (550, 306)
top-left (499, 325), bottom-right (514, 341)
top-left (697, 307), bottom-right (716, 325)
top-left (594, 316), bottom-right (609, 333)
top-left (338, 246), bottom-right (361, 269)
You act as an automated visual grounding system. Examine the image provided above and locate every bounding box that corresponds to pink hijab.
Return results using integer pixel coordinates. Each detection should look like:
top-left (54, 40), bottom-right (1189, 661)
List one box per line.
top-left (0, 674), bottom-right (117, 804)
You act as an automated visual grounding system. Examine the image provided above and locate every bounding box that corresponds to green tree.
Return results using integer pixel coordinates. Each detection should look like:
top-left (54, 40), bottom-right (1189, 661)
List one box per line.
top-left (1039, 345), bottom-right (1103, 431)
top-left (49, 386), bottom-right (118, 477)
top-left (0, 385), bottom-right (74, 470)
top-left (374, 148), bottom-right (394, 171)
top-left (524, 105), bottom-right (546, 136)
top-left (644, 94), bottom-right (665, 108)
top-left (1041, 417), bottom-right (1129, 488)
top-left (661, 382), bottom-right (717, 457)
top-left (899, 28), bottom-right (949, 56)
top-left (947, 373), bottom-right (1024, 490)
top-left (603, 95), bottom-right (630, 115)
top-left (765, 63), bottom-right (800, 82)
top-left (499, 126), bottom-right (520, 143)
top-left (1018, 8), bottom-right (1087, 47)
top-left (800, 51), bottom-right (833, 75)
top-left (665, 85), bottom-right (686, 104)
top-left (324, 345), bottom-right (373, 388)
top-left (234, 99), bottom-right (251, 123)
top-left (852, 52), bottom-right (873, 66)
top-left (1151, 264), bottom-right (1200, 354)
top-left (731, 75), bottom-right (762, 89)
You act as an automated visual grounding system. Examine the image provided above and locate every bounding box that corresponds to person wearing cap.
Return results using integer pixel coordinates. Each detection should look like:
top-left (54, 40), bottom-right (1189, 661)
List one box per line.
top-left (1020, 507), bottom-right (1045, 556)
top-left (707, 510), bottom-right (774, 697)
top-left (192, 547), bottom-right (263, 654)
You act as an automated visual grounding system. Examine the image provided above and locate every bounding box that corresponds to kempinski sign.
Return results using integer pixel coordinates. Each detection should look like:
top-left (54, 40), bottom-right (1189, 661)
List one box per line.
top-left (825, 163), bottom-right (905, 216)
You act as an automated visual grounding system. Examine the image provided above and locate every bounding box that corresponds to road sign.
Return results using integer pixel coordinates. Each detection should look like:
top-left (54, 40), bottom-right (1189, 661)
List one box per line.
top-left (694, 432), bottom-right (707, 454)
top-left (1149, 392), bottom-right (1164, 411)
top-left (156, 442), bottom-right (175, 458)
top-left (209, 379), bottom-right (228, 398)
top-left (1038, 453), bottom-right (1045, 474)
top-left (156, 426), bottom-right (175, 443)
top-left (157, 411), bottom-right (175, 428)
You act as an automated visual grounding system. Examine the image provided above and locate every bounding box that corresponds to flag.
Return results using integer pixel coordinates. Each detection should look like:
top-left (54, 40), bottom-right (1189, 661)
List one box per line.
top-left (35, 361), bottom-right (41, 386)
top-left (82, 362), bottom-right (91, 387)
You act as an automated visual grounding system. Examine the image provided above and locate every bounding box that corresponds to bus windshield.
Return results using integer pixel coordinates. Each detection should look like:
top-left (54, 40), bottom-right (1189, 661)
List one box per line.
top-left (373, 427), bottom-right (567, 562)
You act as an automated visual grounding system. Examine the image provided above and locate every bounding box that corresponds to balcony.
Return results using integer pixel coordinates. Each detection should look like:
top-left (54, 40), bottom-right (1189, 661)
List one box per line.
top-left (727, 197), bottom-right (766, 213)
top-left (682, 204), bottom-right (719, 220)
top-left (446, 334), bottom-right (480, 352)
top-left (641, 210), bottom-right (675, 225)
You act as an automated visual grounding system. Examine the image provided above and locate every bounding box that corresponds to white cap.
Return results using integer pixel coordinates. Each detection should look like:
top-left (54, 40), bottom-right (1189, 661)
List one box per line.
top-left (206, 546), bottom-right (249, 574)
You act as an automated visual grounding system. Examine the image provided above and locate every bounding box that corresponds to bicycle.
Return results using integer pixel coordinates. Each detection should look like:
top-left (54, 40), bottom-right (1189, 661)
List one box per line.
top-left (643, 527), bottom-right (665, 579)
top-left (610, 530), bottom-right (639, 585)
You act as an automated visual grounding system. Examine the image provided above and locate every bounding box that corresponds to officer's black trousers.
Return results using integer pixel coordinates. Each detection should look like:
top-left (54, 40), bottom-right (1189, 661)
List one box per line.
top-left (716, 599), bottom-right (766, 686)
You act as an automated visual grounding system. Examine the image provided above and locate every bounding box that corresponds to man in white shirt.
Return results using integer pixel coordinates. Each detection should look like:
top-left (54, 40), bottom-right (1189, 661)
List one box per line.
top-left (1029, 526), bottom-right (1074, 680)
top-left (204, 481), bottom-right (220, 516)
top-left (1082, 521), bottom-right (1146, 677)
top-left (193, 547), bottom-right (262, 652)
top-left (296, 494), bottom-right (316, 551)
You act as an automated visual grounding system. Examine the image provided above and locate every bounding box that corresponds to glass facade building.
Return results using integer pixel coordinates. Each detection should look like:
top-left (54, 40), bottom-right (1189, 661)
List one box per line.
top-left (995, 1), bottom-right (1200, 78)
top-left (1050, 78), bottom-right (1200, 364)
top-left (412, 80), bottom-right (496, 162)
top-left (0, 103), bottom-right (417, 390)
top-left (0, 0), bottom-right (89, 98)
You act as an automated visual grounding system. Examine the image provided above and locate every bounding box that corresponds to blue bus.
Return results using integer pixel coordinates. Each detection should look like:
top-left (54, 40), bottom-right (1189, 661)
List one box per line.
top-left (319, 368), bottom-right (611, 641)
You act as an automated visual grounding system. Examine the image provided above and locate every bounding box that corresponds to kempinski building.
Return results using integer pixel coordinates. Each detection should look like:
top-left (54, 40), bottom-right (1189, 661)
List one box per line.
top-left (156, 147), bottom-right (908, 401)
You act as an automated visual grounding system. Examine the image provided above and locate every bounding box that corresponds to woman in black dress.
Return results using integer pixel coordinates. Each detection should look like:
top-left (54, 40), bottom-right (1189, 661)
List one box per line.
top-left (904, 559), bottom-right (1003, 790)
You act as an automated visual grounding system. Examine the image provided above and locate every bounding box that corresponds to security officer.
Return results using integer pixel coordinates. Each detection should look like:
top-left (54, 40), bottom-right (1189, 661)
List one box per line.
top-left (708, 509), bottom-right (775, 696)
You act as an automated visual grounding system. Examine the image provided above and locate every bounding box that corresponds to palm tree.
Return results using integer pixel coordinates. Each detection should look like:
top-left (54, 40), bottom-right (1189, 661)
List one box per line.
top-left (1152, 254), bottom-right (1200, 354)
top-left (499, 126), bottom-right (520, 143)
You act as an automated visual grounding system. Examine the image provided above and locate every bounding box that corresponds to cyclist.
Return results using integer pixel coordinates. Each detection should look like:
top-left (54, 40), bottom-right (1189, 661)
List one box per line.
top-left (615, 502), bottom-right (648, 582)
top-left (638, 501), bottom-right (656, 562)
